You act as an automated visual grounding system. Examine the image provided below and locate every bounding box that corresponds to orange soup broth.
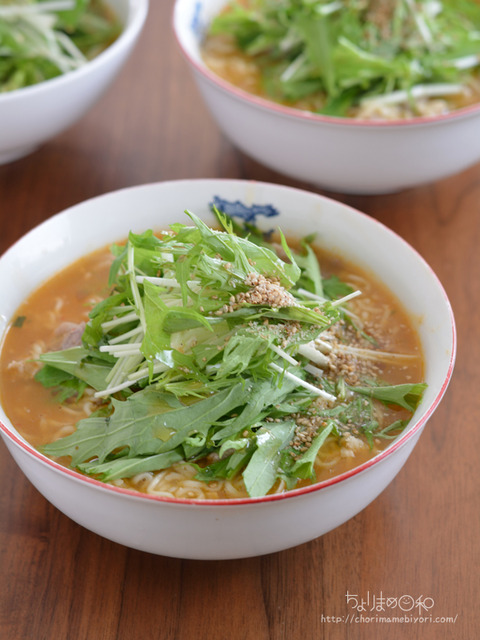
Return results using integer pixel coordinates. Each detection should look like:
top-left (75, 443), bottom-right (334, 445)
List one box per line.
top-left (0, 241), bottom-right (424, 499)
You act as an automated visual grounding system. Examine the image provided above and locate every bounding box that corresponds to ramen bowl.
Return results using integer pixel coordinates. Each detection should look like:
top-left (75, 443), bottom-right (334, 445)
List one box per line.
top-left (0, 0), bottom-right (148, 165)
top-left (173, 0), bottom-right (480, 194)
top-left (0, 179), bottom-right (455, 559)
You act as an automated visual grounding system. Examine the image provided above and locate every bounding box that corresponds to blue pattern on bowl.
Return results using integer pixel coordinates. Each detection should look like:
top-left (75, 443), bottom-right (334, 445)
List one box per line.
top-left (190, 1), bottom-right (204, 37)
top-left (211, 196), bottom-right (280, 225)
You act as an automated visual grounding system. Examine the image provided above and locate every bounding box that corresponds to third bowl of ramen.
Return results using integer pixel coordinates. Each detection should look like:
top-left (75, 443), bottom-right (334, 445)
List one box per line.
top-left (173, 0), bottom-right (480, 194)
top-left (0, 179), bottom-right (455, 559)
top-left (0, 0), bottom-right (148, 164)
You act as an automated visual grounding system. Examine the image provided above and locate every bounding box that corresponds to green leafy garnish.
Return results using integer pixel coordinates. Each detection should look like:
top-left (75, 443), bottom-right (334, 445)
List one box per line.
top-left (207, 0), bottom-right (480, 117)
top-left (290, 420), bottom-right (334, 480)
top-left (34, 364), bottom-right (87, 402)
top-left (0, 0), bottom-right (121, 93)
top-left (351, 382), bottom-right (428, 412)
top-left (37, 210), bottom-right (426, 497)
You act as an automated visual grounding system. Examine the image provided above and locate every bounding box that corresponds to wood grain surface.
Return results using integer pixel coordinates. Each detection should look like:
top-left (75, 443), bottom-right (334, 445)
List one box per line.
top-left (0, 3), bottom-right (478, 639)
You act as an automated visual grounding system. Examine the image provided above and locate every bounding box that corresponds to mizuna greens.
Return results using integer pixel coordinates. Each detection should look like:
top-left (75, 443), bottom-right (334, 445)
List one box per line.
top-left (36, 210), bottom-right (426, 498)
top-left (0, 0), bottom-right (121, 92)
top-left (206, 0), bottom-right (480, 117)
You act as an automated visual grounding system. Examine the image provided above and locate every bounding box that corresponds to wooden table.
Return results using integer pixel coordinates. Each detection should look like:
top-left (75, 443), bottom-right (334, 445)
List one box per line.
top-left (0, 3), bottom-right (478, 639)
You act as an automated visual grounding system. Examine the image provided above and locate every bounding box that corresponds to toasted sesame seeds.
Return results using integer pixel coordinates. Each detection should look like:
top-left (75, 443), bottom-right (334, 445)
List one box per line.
top-left (212, 272), bottom-right (297, 316)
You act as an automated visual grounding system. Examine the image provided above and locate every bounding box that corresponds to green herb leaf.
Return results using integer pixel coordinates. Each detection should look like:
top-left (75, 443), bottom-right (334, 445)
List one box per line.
top-left (78, 450), bottom-right (184, 482)
top-left (42, 382), bottom-right (254, 465)
top-left (34, 365), bottom-right (87, 402)
top-left (243, 420), bottom-right (296, 498)
top-left (38, 346), bottom-right (113, 391)
top-left (290, 421), bottom-right (334, 480)
top-left (351, 383), bottom-right (427, 412)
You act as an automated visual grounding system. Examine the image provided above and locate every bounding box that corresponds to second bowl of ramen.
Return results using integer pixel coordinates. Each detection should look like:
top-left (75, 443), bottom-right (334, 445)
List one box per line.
top-left (173, 0), bottom-right (480, 194)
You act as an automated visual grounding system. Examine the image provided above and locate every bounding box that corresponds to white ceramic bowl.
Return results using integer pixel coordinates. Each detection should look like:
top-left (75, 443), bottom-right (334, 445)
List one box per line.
top-left (173, 0), bottom-right (480, 194)
top-left (0, 179), bottom-right (455, 559)
top-left (0, 0), bottom-right (148, 165)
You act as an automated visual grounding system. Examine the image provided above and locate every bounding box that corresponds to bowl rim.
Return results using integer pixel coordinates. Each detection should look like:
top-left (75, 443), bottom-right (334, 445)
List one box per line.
top-left (0, 178), bottom-right (457, 507)
top-left (0, 0), bottom-right (149, 103)
top-left (172, 0), bottom-right (480, 129)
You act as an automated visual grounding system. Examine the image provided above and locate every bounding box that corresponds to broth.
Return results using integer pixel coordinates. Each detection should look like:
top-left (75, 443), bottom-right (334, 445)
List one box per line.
top-left (0, 236), bottom-right (424, 500)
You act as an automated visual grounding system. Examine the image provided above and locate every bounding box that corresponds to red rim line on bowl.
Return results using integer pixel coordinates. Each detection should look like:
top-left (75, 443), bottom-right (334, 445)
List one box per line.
top-left (0, 179), bottom-right (457, 508)
top-left (172, 3), bottom-right (480, 129)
